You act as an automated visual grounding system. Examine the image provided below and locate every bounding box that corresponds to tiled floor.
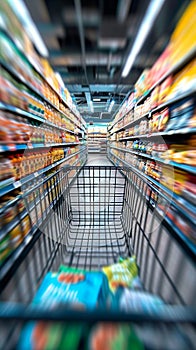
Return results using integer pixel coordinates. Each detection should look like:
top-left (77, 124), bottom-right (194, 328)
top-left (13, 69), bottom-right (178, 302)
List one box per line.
top-left (86, 153), bottom-right (111, 166)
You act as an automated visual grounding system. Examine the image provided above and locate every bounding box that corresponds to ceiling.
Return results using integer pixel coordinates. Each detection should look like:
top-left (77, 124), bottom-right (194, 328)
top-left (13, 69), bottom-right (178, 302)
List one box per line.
top-left (24, 0), bottom-right (190, 122)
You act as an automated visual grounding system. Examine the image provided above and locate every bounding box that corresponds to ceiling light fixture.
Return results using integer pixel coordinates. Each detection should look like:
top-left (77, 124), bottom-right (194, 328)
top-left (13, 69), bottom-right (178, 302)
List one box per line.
top-left (89, 100), bottom-right (94, 113)
top-left (93, 98), bottom-right (101, 102)
top-left (108, 100), bottom-right (115, 113)
top-left (8, 0), bottom-right (48, 57)
top-left (122, 0), bottom-right (165, 77)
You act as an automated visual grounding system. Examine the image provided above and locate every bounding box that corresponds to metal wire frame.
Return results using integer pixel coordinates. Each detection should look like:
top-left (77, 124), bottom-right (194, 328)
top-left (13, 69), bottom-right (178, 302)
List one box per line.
top-left (0, 165), bottom-right (195, 350)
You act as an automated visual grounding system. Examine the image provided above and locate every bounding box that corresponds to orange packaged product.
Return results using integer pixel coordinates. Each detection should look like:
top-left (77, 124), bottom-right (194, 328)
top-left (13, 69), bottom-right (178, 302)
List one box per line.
top-left (158, 108), bottom-right (169, 131)
top-left (9, 225), bottom-right (23, 248)
top-left (152, 113), bottom-right (160, 132)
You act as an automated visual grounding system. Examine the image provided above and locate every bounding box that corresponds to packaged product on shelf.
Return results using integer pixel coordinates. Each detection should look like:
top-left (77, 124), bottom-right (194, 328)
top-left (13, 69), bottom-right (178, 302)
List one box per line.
top-left (139, 119), bottom-right (148, 134)
top-left (160, 166), bottom-right (188, 194)
top-left (143, 97), bottom-right (151, 114)
top-left (138, 159), bottom-right (145, 172)
top-left (158, 108), bottom-right (169, 131)
top-left (0, 69), bottom-right (28, 110)
top-left (159, 203), bottom-right (195, 244)
top-left (166, 59), bottom-right (196, 100)
top-left (134, 124), bottom-right (140, 135)
top-left (146, 142), bottom-right (154, 155)
top-left (170, 1), bottom-right (196, 66)
top-left (166, 97), bottom-right (195, 131)
top-left (145, 160), bottom-right (162, 181)
top-left (148, 45), bottom-right (172, 87)
top-left (158, 76), bottom-right (173, 104)
top-left (151, 112), bottom-right (160, 132)
top-left (127, 91), bottom-right (136, 110)
top-left (135, 69), bottom-right (150, 100)
top-left (151, 143), bottom-right (168, 158)
top-left (0, 157), bottom-right (15, 183)
top-left (0, 234), bottom-right (12, 263)
top-left (0, 191), bottom-right (26, 224)
top-left (181, 173), bottom-right (196, 205)
top-left (126, 141), bottom-right (133, 149)
top-left (150, 85), bottom-right (160, 109)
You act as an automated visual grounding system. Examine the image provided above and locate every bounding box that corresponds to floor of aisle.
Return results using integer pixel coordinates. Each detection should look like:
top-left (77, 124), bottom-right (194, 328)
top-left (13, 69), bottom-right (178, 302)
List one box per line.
top-left (86, 153), bottom-right (111, 166)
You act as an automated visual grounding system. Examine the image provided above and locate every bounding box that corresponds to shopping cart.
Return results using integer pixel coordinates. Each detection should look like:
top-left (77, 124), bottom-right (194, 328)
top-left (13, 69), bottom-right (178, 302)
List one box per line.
top-left (0, 165), bottom-right (195, 349)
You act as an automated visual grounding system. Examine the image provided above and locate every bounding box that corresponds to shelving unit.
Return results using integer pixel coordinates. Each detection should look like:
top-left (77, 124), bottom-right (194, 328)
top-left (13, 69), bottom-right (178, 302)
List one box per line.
top-left (87, 124), bottom-right (107, 154)
top-left (108, 151), bottom-right (195, 257)
top-left (107, 19), bottom-right (196, 255)
top-left (109, 145), bottom-right (196, 175)
top-left (108, 47), bottom-right (196, 133)
top-left (0, 3), bottom-right (87, 273)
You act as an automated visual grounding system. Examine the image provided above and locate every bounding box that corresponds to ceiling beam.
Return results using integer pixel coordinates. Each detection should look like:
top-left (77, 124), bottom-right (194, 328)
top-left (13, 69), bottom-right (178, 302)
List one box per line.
top-left (50, 53), bottom-right (123, 66)
top-left (117, 0), bottom-right (132, 23)
top-left (74, 0), bottom-right (90, 91)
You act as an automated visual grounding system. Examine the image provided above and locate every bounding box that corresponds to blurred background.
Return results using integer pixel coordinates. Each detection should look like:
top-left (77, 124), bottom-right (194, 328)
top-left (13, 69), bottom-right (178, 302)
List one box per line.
top-left (9, 0), bottom-right (192, 122)
top-left (0, 1), bottom-right (196, 349)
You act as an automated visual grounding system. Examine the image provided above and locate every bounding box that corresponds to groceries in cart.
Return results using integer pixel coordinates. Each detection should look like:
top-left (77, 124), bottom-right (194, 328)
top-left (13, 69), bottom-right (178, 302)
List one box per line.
top-left (32, 268), bottom-right (104, 309)
top-left (17, 255), bottom-right (171, 350)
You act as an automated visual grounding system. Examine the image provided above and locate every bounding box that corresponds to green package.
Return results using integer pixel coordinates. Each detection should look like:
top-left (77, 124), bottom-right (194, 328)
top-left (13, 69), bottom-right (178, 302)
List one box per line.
top-left (88, 323), bottom-right (144, 350)
top-left (17, 322), bottom-right (84, 350)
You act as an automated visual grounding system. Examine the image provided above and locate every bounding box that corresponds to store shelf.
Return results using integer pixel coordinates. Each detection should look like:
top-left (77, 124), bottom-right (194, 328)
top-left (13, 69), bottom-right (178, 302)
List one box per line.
top-left (108, 49), bottom-right (195, 133)
top-left (0, 147), bottom-right (87, 197)
top-left (117, 127), bottom-right (196, 141)
top-left (0, 29), bottom-right (85, 128)
top-left (156, 208), bottom-right (196, 257)
top-left (136, 47), bottom-right (196, 105)
top-left (0, 61), bottom-right (84, 133)
top-left (109, 88), bottom-right (196, 136)
top-left (151, 88), bottom-right (196, 113)
top-left (109, 146), bottom-right (196, 175)
top-left (109, 113), bottom-right (148, 136)
top-left (0, 155), bottom-right (87, 282)
top-left (109, 151), bottom-right (195, 225)
top-left (108, 103), bottom-right (134, 132)
top-left (0, 208), bottom-right (28, 241)
top-left (0, 102), bottom-right (77, 135)
top-left (0, 142), bottom-right (81, 153)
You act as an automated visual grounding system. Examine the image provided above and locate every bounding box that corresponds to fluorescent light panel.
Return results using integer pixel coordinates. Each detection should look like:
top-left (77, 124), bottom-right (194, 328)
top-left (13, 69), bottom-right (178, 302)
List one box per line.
top-left (93, 98), bottom-right (101, 102)
top-left (122, 0), bottom-right (165, 77)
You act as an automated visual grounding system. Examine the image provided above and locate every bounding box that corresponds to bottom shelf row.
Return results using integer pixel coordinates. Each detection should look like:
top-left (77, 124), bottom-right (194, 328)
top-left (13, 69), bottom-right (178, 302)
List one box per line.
top-left (108, 151), bottom-right (195, 254)
top-left (0, 154), bottom-right (87, 270)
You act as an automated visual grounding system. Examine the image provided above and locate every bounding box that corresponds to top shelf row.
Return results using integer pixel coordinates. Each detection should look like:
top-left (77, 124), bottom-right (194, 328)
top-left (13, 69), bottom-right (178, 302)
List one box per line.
top-left (109, 46), bottom-right (195, 132)
top-left (0, 27), bottom-right (86, 130)
top-left (109, 0), bottom-right (196, 132)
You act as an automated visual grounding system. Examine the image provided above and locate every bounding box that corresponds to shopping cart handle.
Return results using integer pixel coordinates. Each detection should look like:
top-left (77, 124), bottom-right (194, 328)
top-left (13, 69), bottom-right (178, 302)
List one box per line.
top-left (0, 302), bottom-right (195, 324)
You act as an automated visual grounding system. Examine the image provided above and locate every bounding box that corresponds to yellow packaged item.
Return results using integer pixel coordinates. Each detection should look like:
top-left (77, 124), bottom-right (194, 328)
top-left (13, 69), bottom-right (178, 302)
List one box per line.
top-left (166, 59), bottom-right (196, 100)
top-left (170, 1), bottom-right (196, 64)
top-left (102, 256), bottom-right (138, 293)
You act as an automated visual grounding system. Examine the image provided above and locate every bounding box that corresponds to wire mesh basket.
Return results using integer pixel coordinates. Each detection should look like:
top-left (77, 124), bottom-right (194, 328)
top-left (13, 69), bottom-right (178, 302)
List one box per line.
top-left (0, 165), bottom-right (195, 349)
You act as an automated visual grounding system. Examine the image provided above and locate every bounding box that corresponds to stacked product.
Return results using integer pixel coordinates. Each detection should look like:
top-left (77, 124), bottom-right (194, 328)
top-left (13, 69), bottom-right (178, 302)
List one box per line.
top-left (0, 2), bottom-right (87, 269)
top-left (108, 2), bottom-right (196, 247)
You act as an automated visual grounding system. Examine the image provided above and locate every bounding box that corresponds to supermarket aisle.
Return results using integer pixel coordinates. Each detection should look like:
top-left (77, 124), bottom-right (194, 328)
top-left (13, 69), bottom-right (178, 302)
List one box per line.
top-left (86, 153), bottom-right (111, 166)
